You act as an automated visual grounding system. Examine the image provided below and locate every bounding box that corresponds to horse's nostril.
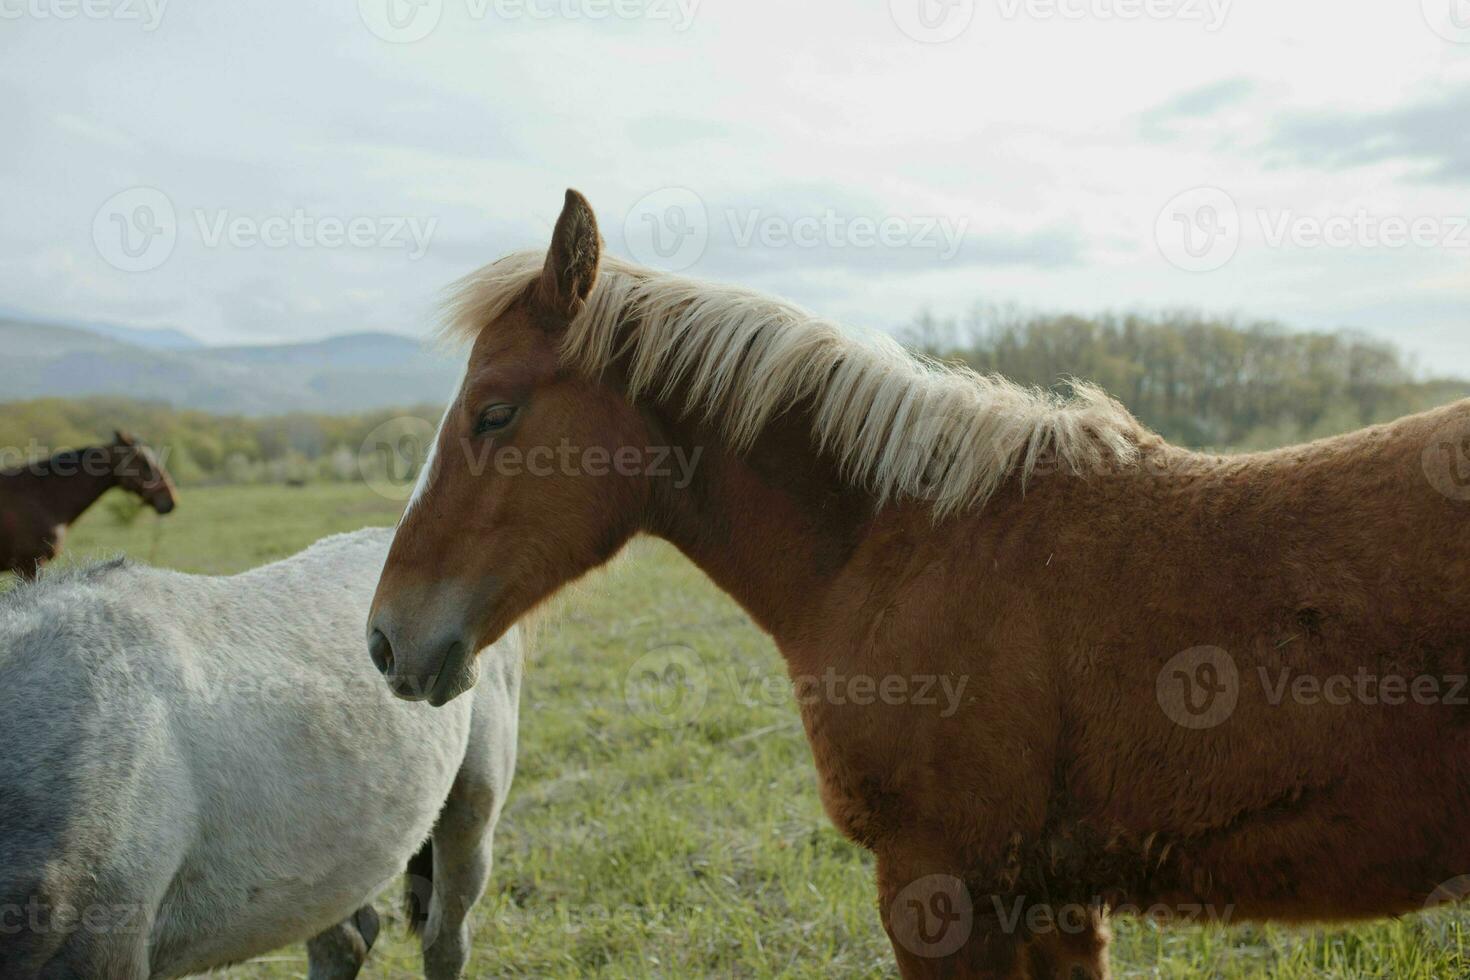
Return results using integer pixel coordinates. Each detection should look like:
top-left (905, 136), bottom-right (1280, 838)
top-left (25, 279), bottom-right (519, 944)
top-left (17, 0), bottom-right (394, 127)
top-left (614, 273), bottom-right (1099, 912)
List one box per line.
top-left (368, 629), bottom-right (394, 675)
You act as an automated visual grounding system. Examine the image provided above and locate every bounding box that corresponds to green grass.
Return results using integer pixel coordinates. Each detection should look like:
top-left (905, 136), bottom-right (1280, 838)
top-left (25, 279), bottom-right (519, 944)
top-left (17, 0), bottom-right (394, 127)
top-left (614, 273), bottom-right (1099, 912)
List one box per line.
top-left (17, 484), bottom-right (1470, 978)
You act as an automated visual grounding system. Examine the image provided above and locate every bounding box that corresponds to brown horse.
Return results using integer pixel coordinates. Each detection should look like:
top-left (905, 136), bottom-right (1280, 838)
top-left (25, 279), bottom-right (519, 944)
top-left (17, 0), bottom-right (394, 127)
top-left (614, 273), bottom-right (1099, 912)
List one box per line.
top-left (368, 189), bottom-right (1470, 978)
top-left (0, 431), bottom-right (177, 579)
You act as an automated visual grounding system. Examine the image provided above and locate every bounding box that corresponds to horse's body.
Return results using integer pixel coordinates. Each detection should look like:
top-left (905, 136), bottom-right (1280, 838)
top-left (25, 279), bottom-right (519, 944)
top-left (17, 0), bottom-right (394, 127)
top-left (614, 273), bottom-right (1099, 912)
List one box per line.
top-left (0, 529), bottom-right (521, 980)
top-left (0, 433), bottom-right (177, 579)
top-left (368, 190), bottom-right (1470, 978)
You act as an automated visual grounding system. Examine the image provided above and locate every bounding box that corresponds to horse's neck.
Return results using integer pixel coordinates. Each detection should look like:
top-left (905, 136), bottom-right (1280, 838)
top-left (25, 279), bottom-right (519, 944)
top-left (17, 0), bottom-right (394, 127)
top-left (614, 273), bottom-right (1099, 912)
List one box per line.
top-left (30, 449), bottom-right (119, 527)
top-left (646, 404), bottom-right (879, 643)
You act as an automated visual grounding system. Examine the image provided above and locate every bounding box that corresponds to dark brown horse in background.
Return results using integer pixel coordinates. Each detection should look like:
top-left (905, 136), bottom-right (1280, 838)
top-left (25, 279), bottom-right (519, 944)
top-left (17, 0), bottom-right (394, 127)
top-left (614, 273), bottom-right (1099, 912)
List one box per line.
top-left (0, 431), bottom-right (177, 579)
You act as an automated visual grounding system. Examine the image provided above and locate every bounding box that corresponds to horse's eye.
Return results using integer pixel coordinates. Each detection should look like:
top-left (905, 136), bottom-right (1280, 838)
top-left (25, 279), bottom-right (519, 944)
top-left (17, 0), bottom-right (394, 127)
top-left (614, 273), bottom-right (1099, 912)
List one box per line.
top-left (475, 404), bottom-right (518, 435)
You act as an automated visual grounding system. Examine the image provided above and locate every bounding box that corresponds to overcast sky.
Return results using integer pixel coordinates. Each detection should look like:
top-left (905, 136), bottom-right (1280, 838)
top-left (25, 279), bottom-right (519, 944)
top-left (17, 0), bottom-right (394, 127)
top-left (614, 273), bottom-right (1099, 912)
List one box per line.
top-left (1, 0), bottom-right (1467, 370)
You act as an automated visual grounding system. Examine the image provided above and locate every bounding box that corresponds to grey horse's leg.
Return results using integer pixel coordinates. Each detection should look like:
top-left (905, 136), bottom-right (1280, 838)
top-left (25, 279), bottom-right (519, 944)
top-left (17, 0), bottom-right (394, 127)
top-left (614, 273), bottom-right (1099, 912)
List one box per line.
top-left (419, 778), bottom-right (499, 980)
top-left (306, 905), bottom-right (380, 980)
top-left (31, 911), bottom-right (151, 980)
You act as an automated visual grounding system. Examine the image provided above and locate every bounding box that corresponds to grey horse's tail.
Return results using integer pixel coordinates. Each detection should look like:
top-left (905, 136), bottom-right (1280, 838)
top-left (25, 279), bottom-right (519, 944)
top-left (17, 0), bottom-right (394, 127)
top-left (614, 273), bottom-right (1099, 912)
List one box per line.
top-left (404, 838), bottom-right (434, 936)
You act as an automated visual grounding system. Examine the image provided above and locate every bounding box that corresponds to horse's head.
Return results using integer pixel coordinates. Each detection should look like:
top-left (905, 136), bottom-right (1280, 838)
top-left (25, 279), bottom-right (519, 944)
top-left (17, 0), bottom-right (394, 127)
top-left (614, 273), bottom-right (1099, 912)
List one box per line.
top-left (112, 430), bottom-right (178, 515)
top-left (369, 190), bottom-right (652, 705)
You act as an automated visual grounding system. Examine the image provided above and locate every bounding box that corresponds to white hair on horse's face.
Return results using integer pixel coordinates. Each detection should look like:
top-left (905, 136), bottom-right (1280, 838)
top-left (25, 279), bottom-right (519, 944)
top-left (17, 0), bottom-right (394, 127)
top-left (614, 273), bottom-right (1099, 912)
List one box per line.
top-left (403, 377), bottom-right (464, 525)
top-left (442, 250), bottom-right (1145, 516)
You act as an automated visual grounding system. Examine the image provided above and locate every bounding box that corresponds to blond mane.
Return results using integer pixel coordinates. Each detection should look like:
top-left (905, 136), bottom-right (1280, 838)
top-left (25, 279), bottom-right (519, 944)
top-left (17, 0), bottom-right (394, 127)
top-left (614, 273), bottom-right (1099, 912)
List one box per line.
top-left (443, 250), bottom-right (1143, 516)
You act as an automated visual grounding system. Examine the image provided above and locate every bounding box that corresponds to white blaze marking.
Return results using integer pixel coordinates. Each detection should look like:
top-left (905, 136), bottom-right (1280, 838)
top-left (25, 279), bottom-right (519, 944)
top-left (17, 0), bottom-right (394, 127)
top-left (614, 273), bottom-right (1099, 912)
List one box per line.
top-left (402, 378), bottom-right (463, 525)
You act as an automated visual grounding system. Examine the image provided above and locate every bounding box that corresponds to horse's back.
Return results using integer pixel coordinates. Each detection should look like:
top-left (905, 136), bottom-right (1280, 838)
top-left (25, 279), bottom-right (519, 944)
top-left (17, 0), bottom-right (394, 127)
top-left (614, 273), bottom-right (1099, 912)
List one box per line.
top-left (138, 530), bottom-right (478, 974)
top-left (0, 568), bottom-right (198, 978)
top-left (962, 398), bottom-right (1470, 919)
top-left (0, 530), bottom-right (518, 979)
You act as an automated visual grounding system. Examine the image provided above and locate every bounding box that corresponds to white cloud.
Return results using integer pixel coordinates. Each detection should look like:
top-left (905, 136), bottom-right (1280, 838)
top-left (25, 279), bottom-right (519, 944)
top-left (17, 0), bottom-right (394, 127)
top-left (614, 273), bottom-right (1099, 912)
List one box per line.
top-left (0, 0), bottom-right (1465, 368)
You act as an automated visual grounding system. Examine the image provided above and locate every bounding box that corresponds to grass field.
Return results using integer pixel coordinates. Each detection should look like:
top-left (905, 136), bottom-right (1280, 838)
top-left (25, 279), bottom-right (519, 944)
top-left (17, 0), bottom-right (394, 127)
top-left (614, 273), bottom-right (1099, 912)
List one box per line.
top-left (16, 483), bottom-right (1470, 978)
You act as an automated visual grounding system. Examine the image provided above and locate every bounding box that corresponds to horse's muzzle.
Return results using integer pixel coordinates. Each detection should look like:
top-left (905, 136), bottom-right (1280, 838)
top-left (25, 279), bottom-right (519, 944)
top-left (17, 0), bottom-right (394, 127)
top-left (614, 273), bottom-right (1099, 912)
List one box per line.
top-left (368, 625), bottom-right (478, 707)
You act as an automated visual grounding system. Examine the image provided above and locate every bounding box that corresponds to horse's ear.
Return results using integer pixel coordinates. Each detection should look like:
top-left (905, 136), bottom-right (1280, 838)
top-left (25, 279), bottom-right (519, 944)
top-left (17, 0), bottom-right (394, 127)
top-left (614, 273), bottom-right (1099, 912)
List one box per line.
top-left (538, 189), bottom-right (601, 319)
top-left (114, 430), bottom-right (136, 446)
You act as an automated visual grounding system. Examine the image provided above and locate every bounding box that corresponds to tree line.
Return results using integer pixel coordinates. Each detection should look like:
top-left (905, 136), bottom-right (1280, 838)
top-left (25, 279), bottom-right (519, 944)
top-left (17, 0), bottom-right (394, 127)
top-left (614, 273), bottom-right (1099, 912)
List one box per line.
top-left (0, 397), bottom-right (438, 487)
top-left (1, 312), bottom-right (1465, 486)
top-left (903, 308), bottom-right (1468, 450)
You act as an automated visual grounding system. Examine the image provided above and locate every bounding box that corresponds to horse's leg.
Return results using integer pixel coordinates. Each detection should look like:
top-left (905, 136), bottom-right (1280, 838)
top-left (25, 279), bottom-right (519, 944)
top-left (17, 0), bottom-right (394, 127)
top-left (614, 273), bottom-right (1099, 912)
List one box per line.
top-left (418, 797), bottom-right (495, 979)
top-left (305, 905), bottom-right (381, 980)
top-left (33, 911), bottom-right (151, 980)
top-left (419, 751), bottom-right (508, 979)
top-left (877, 851), bottom-right (1041, 980)
top-left (1022, 908), bottom-right (1111, 980)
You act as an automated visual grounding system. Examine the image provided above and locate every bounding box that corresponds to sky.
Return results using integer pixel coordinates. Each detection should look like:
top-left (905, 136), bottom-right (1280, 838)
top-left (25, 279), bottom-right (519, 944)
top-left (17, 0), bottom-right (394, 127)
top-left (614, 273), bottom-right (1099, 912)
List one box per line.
top-left (1, 0), bottom-right (1467, 371)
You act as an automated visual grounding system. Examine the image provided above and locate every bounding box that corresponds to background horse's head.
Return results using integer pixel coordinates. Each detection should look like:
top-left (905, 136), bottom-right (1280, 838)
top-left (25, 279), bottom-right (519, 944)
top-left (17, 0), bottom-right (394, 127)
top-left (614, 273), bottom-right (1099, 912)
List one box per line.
top-left (112, 430), bottom-right (179, 515)
top-left (369, 190), bottom-right (651, 706)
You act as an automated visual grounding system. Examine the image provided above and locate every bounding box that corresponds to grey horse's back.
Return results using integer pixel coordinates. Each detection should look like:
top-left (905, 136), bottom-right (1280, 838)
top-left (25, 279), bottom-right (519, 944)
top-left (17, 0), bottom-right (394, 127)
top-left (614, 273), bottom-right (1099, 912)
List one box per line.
top-left (0, 529), bottom-right (520, 980)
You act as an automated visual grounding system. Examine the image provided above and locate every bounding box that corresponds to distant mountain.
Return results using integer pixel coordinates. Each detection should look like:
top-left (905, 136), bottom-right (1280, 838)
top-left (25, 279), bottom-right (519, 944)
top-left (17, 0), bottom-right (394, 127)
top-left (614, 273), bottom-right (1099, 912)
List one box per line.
top-left (0, 309), bottom-right (204, 350)
top-left (77, 321), bottom-right (203, 351)
top-left (0, 317), bottom-right (459, 416)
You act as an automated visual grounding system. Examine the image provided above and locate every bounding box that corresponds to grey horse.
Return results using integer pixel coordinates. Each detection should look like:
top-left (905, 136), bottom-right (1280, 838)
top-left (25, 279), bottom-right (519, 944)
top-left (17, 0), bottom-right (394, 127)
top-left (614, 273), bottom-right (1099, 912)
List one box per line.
top-left (0, 529), bottom-right (520, 979)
